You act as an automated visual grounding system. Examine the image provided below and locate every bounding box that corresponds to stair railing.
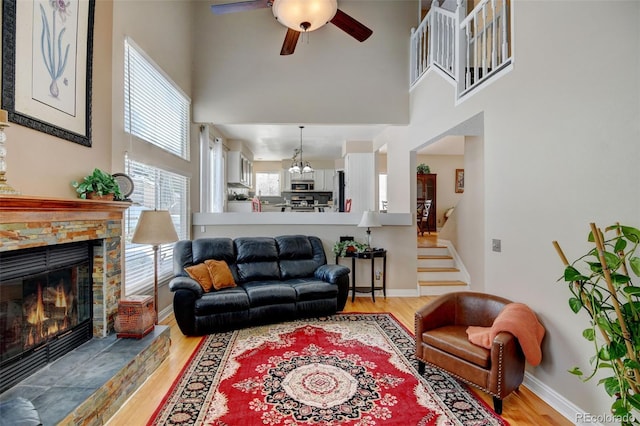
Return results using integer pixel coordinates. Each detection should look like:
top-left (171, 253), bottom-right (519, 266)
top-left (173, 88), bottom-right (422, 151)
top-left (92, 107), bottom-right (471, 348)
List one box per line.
top-left (410, 0), bottom-right (512, 98)
top-left (410, 2), bottom-right (457, 84)
top-left (458, 0), bottom-right (511, 96)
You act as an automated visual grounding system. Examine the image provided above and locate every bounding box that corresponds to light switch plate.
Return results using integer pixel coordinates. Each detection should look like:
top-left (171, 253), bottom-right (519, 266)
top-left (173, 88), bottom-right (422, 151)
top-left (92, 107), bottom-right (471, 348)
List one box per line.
top-left (492, 239), bottom-right (501, 252)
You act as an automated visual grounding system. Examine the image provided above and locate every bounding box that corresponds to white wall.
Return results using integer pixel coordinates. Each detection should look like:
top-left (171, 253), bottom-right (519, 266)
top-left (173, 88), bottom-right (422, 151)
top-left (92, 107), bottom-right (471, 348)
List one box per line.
top-left (388, 0), bottom-right (640, 419)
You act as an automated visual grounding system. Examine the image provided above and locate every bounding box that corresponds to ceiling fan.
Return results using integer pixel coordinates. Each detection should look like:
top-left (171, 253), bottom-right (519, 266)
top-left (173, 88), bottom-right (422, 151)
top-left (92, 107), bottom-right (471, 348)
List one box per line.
top-left (211, 0), bottom-right (373, 55)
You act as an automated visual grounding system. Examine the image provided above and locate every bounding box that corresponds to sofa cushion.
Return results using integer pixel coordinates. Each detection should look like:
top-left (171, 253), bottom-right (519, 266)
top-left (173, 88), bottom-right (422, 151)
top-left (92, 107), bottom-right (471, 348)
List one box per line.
top-left (280, 259), bottom-right (318, 280)
top-left (235, 237), bottom-right (280, 282)
top-left (195, 288), bottom-right (250, 316)
top-left (204, 259), bottom-right (236, 290)
top-left (235, 237), bottom-right (278, 263)
top-left (237, 262), bottom-right (281, 283)
top-left (288, 280), bottom-right (338, 301)
top-left (192, 238), bottom-right (236, 264)
top-left (275, 235), bottom-right (312, 259)
top-left (185, 262), bottom-right (214, 292)
top-left (241, 281), bottom-right (297, 307)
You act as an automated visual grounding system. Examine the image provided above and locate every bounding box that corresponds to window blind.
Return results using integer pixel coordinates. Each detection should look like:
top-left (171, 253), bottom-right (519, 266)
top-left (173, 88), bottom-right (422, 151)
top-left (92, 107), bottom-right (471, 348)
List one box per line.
top-left (124, 38), bottom-right (190, 160)
top-left (123, 161), bottom-right (190, 295)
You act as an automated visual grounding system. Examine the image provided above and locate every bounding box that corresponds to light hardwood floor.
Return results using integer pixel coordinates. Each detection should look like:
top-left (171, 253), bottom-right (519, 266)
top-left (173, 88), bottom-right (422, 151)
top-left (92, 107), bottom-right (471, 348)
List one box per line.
top-left (107, 296), bottom-right (572, 426)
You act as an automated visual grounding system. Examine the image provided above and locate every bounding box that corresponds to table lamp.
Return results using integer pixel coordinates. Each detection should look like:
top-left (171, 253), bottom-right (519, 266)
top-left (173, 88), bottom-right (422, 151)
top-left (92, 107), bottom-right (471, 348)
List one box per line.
top-left (131, 210), bottom-right (178, 323)
top-left (358, 210), bottom-right (381, 249)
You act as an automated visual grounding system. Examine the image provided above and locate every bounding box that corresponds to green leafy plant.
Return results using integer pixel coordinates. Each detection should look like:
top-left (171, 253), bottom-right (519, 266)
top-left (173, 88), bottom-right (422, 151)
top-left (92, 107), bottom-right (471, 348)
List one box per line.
top-left (71, 168), bottom-right (123, 200)
top-left (332, 240), bottom-right (368, 257)
top-left (417, 163), bottom-right (430, 174)
top-left (553, 223), bottom-right (640, 424)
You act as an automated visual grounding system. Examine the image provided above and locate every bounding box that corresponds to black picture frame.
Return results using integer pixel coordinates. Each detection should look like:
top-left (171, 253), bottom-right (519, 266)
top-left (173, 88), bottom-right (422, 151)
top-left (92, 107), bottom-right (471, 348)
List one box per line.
top-left (1, 0), bottom-right (95, 147)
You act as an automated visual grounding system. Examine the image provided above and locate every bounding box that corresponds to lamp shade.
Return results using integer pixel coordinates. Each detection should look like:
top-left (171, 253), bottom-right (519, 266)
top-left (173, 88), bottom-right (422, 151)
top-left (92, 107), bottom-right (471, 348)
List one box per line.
top-left (131, 210), bottom-right (178, 245)
top-left (272, 0), bottom-right (338, 32)
top-left (358, 210), bottom-right (381, 228)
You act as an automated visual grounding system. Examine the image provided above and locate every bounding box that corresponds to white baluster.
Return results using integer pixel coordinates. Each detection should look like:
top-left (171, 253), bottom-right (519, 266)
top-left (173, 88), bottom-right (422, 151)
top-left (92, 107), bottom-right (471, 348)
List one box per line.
top-left (410, 27), bottom-right (416, 83)
top-left (501, 0), bottom-right (508, 62)
top-left (481, 3), bottom-right (487, 83)
top-left (466, 24), bottom-right (471, 89)
top-left (491, 0), bottom-right (497, 69)
top-left (473, 11), bottom-right (478, 87)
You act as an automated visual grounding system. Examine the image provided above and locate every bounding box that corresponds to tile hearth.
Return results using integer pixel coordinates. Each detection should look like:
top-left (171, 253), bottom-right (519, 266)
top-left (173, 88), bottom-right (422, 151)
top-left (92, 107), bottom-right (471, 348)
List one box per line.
top-left (0, 195), bottom-right (168, 424)
top-left (0, 326), bottom-right (170, 425)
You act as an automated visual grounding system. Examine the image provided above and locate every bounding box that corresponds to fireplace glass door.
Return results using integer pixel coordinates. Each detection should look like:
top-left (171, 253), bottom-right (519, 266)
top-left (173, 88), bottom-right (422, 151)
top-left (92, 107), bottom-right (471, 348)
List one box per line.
top-left (0, 242), bottom-right (92, 392)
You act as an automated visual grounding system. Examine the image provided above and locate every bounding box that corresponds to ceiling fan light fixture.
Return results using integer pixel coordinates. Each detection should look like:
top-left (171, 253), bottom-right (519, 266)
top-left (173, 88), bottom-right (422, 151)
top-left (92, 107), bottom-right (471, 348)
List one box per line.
top-left (272, 0), bottom-right (338, 32)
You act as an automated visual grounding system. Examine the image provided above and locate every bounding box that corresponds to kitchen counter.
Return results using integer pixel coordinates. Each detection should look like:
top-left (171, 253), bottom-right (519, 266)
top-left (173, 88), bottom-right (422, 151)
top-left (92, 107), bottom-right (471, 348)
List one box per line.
top-left (227, 200), bottom-right (252, 212)
top-left (193, 212), bottom-right (411, 226)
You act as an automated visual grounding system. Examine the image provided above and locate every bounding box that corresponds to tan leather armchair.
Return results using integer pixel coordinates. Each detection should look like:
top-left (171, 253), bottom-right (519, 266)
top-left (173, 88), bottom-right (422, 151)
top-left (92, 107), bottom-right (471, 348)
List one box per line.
top-left (414, 292), bottom-right (525, 414)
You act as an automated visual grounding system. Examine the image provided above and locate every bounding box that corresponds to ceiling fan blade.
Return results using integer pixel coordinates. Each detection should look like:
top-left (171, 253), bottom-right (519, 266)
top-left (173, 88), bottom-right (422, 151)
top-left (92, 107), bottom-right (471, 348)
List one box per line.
top-left (280, 28), bottom-right (300, 55)
top-left (210, 0), bottom-right (272, 15)
top-left (330, 9), bottom-right (373, 42)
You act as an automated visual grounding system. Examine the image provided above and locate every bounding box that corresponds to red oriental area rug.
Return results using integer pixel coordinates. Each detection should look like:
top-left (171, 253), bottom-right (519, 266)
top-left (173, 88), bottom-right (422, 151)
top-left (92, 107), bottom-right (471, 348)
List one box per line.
top-left (149, 313), bottom-right (507, 425)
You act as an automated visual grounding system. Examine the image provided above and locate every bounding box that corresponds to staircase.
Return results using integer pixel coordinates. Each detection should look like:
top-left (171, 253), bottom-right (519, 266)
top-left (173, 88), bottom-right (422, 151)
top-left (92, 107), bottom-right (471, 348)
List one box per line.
top-left (417, 240), bottom-right (469, 295)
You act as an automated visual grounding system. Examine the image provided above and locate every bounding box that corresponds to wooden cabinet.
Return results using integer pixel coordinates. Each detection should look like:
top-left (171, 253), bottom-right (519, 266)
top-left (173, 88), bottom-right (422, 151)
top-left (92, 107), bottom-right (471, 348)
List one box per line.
top-left (417, 173), bottom-right (437, 232)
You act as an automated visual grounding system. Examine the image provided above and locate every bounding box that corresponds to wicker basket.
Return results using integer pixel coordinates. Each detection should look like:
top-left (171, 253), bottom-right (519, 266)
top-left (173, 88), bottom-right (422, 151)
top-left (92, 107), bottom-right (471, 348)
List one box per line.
top-left (114, 295), bottom-right (155, 338)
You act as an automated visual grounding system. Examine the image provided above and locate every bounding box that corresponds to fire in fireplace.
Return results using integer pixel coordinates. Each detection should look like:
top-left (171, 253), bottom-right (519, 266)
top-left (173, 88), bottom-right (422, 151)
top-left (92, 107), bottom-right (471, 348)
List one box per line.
top-left (0, 241), bottom-right (93, 393)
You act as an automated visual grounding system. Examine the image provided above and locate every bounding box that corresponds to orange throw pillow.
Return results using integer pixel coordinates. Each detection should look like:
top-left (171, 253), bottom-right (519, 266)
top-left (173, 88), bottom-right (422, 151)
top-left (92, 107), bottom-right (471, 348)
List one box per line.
top-left (205, 259), bottom-right (236, 290)
top-left (185, 263), bottom-right (214, 292)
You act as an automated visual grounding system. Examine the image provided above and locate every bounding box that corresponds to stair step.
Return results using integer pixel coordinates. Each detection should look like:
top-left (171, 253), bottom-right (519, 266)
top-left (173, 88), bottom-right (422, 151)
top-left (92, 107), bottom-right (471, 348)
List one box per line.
top-left (417, 244), bottom-right (448, 249)
top-left (419, 280), bottom-right (468, 287)
top-left (417, 267), bottom-right (460, 273)
top-left (417, 254), bottom-right (453, 260)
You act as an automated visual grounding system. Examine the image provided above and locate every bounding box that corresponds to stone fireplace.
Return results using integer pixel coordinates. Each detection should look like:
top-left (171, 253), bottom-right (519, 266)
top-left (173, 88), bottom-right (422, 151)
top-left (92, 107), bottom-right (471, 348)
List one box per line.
top-left (0, 195), bottom-right (130, 338)
top-left (0, 195), bottom-right (170, 425)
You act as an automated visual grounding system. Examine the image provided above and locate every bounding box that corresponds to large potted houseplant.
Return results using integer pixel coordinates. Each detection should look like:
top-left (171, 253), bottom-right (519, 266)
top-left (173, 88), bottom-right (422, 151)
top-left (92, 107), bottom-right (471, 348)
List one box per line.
top-left (72, 168), bottom-right (123, 200)
top-left (553, 223), bottom-right (640, 424)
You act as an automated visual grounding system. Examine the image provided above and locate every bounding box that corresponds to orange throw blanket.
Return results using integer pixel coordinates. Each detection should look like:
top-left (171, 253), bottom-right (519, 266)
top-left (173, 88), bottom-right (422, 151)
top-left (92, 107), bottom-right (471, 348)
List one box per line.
top-left (466, 303), bottom-right (545, 366)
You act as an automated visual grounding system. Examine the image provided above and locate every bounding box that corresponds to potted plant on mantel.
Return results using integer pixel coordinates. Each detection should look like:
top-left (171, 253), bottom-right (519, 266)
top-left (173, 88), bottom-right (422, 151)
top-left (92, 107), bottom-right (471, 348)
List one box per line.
top-left (417, 163), bottom-right (431, 174)
top-left (72, 168), bottom-right (123, 201)
top-left (553, 223), bottom-right (640, 424)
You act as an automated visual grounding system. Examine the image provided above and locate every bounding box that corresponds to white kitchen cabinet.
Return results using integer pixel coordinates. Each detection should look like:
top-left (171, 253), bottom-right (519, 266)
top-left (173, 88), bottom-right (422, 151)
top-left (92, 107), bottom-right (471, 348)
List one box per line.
top-left (311, 169), bottom-right (335, 191)
top-left (313, 170), bottom-right (325, 190)
top-left (344, 153), bottom-right (375, 212)
top-left (228, 151), bottom-right (251, 187)
top-left (282, 170), bottom-right (291, 192)
top-left (323, 169), bottom-right (335, 191)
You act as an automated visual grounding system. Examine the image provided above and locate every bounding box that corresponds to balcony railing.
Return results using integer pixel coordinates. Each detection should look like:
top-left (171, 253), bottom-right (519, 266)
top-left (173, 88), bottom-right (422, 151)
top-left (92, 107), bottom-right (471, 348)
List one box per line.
top-left (410, 0), bottom-right (512, 98)
top-left (410, 5), bottom-right (457, 82)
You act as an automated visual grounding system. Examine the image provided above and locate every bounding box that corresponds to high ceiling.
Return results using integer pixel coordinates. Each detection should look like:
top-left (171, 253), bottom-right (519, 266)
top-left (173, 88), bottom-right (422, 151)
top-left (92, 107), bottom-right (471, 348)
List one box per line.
top-left (215, 124), bottom-right (465, 161)
top-left (205, 1), bottom-right (463, 162)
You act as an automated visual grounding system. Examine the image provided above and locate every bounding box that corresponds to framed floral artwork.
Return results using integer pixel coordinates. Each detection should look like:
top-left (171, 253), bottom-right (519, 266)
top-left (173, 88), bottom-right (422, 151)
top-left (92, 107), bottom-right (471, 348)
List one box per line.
top-left (1, 0), bottom-right (95, 146)
top-left (455, 168), bottom-right (464, 193)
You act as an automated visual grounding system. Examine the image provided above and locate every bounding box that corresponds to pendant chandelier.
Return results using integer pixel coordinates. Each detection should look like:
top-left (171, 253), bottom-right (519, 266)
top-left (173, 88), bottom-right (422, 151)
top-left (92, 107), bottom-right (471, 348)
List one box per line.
top-left (288, 126), bottom-right (314, 174)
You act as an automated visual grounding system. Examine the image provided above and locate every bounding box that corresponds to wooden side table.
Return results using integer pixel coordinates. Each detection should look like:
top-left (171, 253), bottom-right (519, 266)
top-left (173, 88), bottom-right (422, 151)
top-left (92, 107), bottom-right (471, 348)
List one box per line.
top-left (337, 249), bottom-right (387, 302)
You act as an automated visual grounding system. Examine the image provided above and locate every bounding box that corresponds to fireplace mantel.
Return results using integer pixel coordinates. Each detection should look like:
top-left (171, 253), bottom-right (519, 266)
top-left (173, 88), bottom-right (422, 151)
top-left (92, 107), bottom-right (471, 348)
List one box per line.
top-left (0, 194), bottom-right (130, 223)
top-left (0, 194), bottom-right (131, 337)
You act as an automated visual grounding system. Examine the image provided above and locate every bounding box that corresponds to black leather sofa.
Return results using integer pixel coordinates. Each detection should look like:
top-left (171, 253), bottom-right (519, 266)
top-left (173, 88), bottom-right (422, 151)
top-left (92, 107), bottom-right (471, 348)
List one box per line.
top-left (169, 235), bottom-right (351, 335)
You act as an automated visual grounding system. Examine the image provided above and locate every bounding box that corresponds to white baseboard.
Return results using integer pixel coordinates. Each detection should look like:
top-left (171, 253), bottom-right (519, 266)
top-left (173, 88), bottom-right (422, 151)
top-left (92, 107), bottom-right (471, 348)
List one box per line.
top-left (158, 305), bottom-right (173, 324)
top-left (523, 372), bottom-right (599, 425)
